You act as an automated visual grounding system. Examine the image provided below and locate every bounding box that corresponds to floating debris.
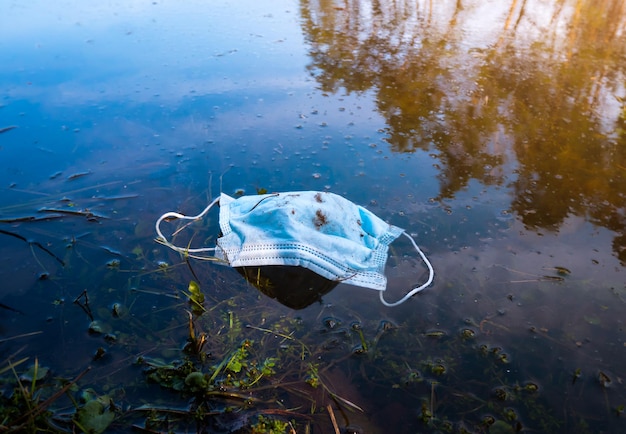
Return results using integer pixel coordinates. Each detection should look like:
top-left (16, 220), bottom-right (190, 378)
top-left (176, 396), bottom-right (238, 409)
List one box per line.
top-left (66, 171), bottom-right (92, 181)
top-left (598, 371), bottom-right (612, 388)
top-left (460, 328), bottom-right (476, 339)
top-left (322, 316), bottom-right (342, 331)
top-left (0, 302), bottom-right (24, 314)
top-left (424, 330), bottom-right (447, 339)
top-left (38, 208), bottom-right (106, 221)
top-left (100, 246), bottom-right (121, 256)
top-left (0, 125), bottom-right (17, 134)
top-left (106, 259), bottom-right (121, 268)
top-left (542, 266), bottom-right (571, 277)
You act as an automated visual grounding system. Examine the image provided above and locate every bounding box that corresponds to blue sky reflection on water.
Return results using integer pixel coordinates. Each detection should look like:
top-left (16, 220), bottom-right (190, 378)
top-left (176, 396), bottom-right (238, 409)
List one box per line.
top-left (1, 0), bottom-right (626, 432)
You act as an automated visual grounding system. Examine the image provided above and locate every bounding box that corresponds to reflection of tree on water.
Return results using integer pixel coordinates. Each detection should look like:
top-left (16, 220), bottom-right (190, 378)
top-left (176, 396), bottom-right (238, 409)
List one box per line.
top-left (300, 0), bottom-right (626, 263)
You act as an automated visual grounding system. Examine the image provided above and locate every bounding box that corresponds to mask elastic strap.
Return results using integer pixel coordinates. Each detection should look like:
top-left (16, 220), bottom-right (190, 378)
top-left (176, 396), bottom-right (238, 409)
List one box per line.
top-left (155, 196), bottom-right (224, 261)
top-left (379, 232), bottom-right (434, 307)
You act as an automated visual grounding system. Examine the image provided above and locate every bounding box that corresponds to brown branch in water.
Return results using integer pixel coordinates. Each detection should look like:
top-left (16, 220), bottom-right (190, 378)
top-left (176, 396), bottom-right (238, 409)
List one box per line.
top-left (326, 404), bottom-right (341, 434)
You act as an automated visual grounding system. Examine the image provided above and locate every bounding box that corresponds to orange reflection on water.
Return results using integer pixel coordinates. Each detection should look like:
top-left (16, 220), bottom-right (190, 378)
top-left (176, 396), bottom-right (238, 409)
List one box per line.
top-left (301, 0), bottom-right (626, 262)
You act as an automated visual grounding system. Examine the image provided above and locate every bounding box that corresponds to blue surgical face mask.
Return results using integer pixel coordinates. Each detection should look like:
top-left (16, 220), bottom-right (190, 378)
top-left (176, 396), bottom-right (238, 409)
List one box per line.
top-left (155, 191), bottom-right (434, 307)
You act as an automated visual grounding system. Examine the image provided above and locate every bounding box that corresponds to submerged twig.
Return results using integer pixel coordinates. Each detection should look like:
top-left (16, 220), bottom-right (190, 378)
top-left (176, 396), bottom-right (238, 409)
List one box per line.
top-left (73, 289), bottom-right (94, 321)
top-left (0, 331), bottom-right (43, 344)
top-left (185, 257), bottom-right (201, 284)
top-left (246, 324), bottom-right (310, 360)
top-left (0, 356), bottom-right (29, 376)
top-left (326, 404), bottom-right (341, 434)
top-left (0, 180), bottom-right (124, 214)
top-left (326, 387), bottom-right (363, 413)
top-left (495, 264), bottom-right (565, 283)
top-left (0, 302), bottom-right (24, 315)
top-left (0, 228), bottom-right (65, 266)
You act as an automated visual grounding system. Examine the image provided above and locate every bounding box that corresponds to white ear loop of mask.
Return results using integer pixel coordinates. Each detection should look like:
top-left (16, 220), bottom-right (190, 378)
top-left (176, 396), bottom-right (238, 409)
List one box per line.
top-left (154, 196), bottom-right (225, 262)
top-left (378, 231), bottom-right (434, 307)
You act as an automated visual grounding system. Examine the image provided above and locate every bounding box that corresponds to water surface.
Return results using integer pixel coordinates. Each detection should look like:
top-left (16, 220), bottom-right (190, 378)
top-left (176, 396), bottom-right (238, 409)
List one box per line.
top-left (1, 0), bottom-right (625, 432)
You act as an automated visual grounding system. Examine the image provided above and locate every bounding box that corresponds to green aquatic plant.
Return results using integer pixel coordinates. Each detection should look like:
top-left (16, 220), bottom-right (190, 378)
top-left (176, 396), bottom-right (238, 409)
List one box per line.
top-left (178, 280), bottom-right (207, 314)
top-left (127, 290), bottom-right (385, 432)
top-left (250, 414), bottom-right (293, 433)
top-left (305, 363), bottom-right (321, 388)
top-left (73, 389), bottom-right (116, 434)
top-left (350, 321), bottom-right (368, 353)
top-left (0, 358), bottom-right (93, 432)
top-left (146, 337), bottom-right (279, 395)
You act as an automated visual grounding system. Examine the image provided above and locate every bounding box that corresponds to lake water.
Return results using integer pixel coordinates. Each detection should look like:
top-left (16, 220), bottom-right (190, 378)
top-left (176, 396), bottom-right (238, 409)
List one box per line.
top-left (1, 0), bottom-right (625, 432)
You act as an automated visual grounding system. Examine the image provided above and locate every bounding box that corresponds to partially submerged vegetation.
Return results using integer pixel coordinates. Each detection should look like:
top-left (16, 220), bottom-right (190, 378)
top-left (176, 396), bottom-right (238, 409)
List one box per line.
top-left (2, 262), bottom-right (625, 432)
